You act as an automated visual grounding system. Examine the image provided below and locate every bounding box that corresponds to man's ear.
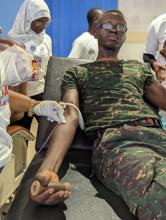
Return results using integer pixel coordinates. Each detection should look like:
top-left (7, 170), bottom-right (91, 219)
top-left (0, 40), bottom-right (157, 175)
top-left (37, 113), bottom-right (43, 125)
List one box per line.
top-left (94, 30), bottom-right (98, 39)
top-left (94, 34), bottom-right (97, 39)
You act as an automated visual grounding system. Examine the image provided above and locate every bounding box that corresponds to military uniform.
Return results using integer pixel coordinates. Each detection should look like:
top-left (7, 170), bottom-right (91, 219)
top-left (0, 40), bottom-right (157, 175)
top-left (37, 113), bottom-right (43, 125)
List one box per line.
top-left (62, 60), bottom-right (166, 219)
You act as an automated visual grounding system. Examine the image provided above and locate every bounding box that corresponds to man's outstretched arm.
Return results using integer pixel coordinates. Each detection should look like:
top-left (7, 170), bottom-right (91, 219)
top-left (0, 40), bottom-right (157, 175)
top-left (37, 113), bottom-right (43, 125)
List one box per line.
top-left (30, 88), bottom-right (80, 205)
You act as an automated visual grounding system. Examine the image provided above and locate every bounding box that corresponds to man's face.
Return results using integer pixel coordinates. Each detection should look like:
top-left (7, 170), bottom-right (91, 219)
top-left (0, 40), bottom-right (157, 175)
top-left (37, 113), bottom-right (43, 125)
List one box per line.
top-left (95, 13), bottom-right (127, 51)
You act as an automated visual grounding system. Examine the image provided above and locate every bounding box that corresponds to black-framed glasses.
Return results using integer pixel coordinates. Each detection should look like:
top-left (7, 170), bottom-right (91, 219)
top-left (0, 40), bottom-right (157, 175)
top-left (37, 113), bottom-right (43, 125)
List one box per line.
top-left (98, 23), bottom-right (127, 33)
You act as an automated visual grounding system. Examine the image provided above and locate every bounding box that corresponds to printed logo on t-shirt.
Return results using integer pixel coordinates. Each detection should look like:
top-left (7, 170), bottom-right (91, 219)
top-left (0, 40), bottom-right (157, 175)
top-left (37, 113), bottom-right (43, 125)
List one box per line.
top-left (32, 56), bottom-right (42, 80)
top-left (0, 86), bottom-right (9, 107)
top-left (30, 45), bottom-right (37, 53)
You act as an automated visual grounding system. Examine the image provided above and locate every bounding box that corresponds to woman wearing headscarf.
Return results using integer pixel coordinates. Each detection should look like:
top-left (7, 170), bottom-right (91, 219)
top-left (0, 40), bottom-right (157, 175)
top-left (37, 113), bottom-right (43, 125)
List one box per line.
top-left (8, 0), bottom-right (52, 129)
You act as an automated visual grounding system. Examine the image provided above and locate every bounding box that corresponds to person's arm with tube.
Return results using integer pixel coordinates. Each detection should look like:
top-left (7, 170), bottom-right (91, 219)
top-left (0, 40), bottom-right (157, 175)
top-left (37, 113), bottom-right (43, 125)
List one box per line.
top-left (30, 88), bottom-right (79, 205)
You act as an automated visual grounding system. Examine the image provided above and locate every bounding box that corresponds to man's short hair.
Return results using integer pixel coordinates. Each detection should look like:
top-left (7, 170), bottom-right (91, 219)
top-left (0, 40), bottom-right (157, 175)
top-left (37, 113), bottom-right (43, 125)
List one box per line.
top-left (97, 9), bottom-right (126, 26)
top-left (87, 8), bottom-right (102, 27)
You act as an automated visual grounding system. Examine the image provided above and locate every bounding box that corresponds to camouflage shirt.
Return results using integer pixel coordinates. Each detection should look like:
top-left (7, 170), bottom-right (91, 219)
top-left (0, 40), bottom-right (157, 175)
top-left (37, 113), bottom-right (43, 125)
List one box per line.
top-left (61, 60), bottom-right (159, 139)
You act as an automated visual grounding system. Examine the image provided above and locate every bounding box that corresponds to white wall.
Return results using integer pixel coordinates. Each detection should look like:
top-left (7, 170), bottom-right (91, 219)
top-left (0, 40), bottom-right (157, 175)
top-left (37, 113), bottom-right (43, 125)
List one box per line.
top-left (119, 43), bottom-right (145, 61)
top-left (118, 0), bottom-right (166, 61)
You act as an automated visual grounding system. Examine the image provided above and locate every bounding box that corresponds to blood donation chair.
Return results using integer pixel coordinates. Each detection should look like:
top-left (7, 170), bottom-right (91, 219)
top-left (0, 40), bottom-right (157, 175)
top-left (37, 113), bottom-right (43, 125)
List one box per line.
top-left (4, 57), bottom-right (137, 220)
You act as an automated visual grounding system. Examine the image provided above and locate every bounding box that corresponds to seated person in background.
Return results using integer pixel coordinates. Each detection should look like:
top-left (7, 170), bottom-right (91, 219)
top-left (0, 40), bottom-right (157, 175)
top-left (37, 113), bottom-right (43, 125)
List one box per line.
top-left (8, 0), bottom-right (52, 130)
top-left (68, 8), bottom-right (103, 60)
top-left (143, 13), bottom-right (166, 81)
top-left (0, 41), bottom-right (64, 173)
top-left (156, 39), bottom-right (166, 128)
top-left (31, 9), bottom-right (166, 220)
top-left (143, 14), bottom-right (166, 128)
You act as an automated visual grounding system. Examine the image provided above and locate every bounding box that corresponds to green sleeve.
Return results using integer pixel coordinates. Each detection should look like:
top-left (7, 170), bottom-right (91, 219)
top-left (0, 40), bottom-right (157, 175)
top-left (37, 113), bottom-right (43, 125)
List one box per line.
top-left (61, 66), bottom-right (79, 97)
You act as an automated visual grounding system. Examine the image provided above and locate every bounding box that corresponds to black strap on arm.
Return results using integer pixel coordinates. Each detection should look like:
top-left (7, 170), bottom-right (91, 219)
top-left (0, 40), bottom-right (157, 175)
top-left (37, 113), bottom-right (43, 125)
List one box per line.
top-left (143, 53), bottom-right (157, 70)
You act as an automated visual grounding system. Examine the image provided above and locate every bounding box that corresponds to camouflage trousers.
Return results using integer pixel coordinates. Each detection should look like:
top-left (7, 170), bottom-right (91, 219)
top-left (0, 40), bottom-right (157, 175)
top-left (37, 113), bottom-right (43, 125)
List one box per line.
top-left (92, 124), bottom-right (166, 220)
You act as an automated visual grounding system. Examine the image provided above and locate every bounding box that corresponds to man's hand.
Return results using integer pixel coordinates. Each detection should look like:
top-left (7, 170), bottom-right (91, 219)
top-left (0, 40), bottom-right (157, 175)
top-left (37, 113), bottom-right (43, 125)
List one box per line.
top-left (152, 61), bottom-right (166, 81)
top-left (30, 170), bottom-right (70, 205)
top-left (34, 100), bottom-right (66, 123)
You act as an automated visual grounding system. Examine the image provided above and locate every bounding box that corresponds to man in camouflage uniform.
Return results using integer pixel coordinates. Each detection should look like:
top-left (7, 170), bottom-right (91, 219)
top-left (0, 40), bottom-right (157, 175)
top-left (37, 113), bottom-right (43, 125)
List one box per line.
top-left (31, 9), bottom-right (166, 220)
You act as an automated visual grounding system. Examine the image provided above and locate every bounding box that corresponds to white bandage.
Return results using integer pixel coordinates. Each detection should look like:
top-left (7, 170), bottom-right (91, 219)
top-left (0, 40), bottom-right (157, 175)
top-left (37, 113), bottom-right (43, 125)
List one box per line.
top-left (33, 100), bottom-right (66, 124)
top-left (60, 102), bottom-right (84, 130)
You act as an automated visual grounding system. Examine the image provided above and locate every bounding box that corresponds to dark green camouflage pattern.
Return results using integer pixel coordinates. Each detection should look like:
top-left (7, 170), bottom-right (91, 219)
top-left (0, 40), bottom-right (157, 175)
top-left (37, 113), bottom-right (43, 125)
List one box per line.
top-left (92, 125), bottom-right (166, 219)
top-left (62, 60), bottom-right (159, 139)
top-left (61, 60), bottom-right (166, 219)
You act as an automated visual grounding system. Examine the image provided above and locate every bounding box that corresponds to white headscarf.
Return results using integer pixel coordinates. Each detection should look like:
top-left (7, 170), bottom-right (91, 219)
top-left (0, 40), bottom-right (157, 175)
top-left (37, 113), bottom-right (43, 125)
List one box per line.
top-left (8, 0), bottom-right (51, 45)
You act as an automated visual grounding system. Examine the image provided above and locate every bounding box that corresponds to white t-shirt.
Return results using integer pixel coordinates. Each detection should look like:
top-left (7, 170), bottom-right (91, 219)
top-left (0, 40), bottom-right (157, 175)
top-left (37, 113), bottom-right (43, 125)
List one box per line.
top-left (68, 32), bottom-right (98, 60)
top-left (25, 38), bottom-right (51, 97)
top-left (144, 13), bottom-right (166, 65)
top-left (144, 14), bottom-right (166, 121)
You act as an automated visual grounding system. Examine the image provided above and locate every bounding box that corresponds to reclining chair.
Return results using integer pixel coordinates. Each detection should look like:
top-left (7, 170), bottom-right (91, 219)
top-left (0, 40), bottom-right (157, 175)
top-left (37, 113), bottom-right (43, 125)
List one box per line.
top-left (4, 57), bottom-right (137, 220)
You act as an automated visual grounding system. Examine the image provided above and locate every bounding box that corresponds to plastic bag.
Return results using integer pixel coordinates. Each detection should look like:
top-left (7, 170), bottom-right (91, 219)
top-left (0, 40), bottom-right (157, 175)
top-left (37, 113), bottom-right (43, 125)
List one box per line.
top-left (0, 45), bottom-right (33, 87)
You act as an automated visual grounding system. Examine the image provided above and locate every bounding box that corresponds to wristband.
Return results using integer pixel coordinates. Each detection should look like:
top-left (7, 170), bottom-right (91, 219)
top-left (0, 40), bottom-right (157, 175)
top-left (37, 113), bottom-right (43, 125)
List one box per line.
top-left (28, 99), bottom-right (40, 117)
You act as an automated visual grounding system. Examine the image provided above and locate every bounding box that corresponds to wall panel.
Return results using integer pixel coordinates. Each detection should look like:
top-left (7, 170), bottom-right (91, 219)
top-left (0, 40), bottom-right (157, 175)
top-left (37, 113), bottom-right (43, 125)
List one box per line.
top-left (118, 0), bottom-right (166, 61)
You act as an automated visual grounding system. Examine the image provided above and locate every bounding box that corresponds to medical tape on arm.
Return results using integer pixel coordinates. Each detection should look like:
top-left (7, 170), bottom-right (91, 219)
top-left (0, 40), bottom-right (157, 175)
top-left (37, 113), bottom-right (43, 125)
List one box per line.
top-left (59, 102), bottom-right (84, 130)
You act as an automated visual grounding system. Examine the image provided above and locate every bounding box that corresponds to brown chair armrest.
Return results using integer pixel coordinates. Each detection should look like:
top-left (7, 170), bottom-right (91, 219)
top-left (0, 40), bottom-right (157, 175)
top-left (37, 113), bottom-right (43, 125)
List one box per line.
top-left (7, 125), bottom-right (35, 141)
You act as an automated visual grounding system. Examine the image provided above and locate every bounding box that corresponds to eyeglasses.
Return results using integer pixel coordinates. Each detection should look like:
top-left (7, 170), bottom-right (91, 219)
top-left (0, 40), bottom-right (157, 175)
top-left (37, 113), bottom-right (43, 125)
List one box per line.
top-left (98, 23), bottom-right (127, 33)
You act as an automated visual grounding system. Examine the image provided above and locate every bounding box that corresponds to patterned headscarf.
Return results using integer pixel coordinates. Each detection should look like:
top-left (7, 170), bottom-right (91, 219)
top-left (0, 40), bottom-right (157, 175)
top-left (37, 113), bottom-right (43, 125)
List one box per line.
top-left (8, 0), bottom-right (51, 45)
